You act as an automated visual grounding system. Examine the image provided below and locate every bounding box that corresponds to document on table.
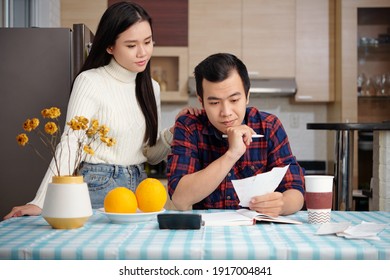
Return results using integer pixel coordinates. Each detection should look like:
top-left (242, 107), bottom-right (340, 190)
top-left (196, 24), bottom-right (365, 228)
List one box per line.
top-left (201, 209), bottom-right (301, 226)
top-left (232, 165), bottom-right (289, 207)
top-left (201, 211), bottom-right (255, 226)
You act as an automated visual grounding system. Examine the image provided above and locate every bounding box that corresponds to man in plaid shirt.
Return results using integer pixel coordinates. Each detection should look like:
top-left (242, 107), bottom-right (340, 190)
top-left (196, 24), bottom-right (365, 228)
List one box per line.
top-left (167, 53), bottom-right (305, 217)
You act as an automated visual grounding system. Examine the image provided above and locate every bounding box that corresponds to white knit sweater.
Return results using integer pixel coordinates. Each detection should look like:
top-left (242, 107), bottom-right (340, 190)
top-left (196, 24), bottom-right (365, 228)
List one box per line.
top-left (29, 58), bottom-right (173, 208)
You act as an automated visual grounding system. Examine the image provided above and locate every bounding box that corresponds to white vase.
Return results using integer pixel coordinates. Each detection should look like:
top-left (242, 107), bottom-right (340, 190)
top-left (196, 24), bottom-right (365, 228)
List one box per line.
top-left (42, 176), bottom-right (92, 229)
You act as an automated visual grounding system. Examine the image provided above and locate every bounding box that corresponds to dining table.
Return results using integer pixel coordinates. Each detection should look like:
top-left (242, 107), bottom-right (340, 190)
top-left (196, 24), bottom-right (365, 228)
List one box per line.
top-left (1, 210), bottom-right (389, 260)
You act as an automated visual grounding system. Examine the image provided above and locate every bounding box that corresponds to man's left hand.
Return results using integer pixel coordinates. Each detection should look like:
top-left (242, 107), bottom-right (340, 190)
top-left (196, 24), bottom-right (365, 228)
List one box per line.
top-left (248, 192), bottom-right (284, 217)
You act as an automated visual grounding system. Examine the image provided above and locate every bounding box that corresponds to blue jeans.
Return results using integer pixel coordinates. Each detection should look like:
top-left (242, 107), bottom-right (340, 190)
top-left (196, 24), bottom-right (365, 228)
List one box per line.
top-left (78, 162), bottom-right (147, 209)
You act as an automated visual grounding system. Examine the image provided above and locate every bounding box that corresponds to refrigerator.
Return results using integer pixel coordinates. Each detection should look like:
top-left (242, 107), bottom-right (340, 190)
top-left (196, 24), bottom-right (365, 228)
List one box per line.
top-left (0, 24), bottom-right (94, 218)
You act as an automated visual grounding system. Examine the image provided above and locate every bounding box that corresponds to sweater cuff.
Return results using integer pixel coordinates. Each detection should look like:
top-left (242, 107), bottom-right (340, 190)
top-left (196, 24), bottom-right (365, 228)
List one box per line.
top-left (161, 128), bottom-right (173, 147)
top-left (28, 198), bottom-right (44, 209)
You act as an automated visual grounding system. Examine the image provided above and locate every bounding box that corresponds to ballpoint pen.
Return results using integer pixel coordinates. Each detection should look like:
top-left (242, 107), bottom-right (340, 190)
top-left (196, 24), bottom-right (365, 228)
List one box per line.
top-left (222, 134), bottom-right (264, 138)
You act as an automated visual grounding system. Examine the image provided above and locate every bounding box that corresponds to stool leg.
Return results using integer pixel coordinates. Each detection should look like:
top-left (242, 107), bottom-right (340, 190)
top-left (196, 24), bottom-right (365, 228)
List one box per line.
top-left (334, 131), bottom-right (341, 210)
top-left (335, 130), bottom-right (353, 211)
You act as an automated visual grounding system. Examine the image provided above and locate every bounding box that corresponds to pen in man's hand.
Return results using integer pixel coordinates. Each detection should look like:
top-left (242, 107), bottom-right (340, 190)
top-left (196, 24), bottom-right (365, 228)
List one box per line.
top-left (222, 134), bottom-right (264, 138)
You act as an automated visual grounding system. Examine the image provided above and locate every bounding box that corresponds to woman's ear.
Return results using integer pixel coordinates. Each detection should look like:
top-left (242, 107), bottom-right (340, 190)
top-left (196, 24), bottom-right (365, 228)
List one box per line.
top-left (106, 46), bottom-right (113, 54)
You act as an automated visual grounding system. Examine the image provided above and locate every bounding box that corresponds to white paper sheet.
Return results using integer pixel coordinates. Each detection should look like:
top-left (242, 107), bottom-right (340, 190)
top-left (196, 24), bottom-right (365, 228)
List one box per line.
top-left (315, 222), bottom-right (351, 235)
top-left (232, 165), bottom-right (289, 207)
top-left (316, 221), bottom-right (387, 240)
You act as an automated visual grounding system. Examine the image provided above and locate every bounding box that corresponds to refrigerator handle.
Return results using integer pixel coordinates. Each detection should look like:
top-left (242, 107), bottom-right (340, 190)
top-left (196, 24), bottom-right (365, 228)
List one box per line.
top-left (72, 24), bottom-right (95, 80)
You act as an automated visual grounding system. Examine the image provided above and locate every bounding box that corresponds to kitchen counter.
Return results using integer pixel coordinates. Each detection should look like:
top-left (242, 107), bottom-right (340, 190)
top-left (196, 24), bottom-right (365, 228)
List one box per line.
top-left (307, 122), bottom-right (390, 131)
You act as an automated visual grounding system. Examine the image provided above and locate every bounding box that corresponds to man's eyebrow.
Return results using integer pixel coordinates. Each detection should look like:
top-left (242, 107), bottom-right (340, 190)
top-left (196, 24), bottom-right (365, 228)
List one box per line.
top-left (206, 92), bottom-right (241, 100)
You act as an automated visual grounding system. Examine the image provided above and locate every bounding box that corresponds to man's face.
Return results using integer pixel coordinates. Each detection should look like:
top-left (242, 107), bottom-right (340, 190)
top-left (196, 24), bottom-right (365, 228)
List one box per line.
top-left (200, 70), bottom-right (249, 134)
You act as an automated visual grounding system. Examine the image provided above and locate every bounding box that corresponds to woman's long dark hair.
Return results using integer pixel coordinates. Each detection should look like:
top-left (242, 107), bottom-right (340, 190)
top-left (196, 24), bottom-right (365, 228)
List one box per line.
top-left (78, 1), bottom-right (158, 146)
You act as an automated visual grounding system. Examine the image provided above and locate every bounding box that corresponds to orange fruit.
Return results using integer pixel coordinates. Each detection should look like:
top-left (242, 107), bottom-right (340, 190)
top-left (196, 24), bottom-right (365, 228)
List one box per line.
top-left (104, 187), bottom-right (138, 213)
top-left (135, 178), bottom-right (167, 212)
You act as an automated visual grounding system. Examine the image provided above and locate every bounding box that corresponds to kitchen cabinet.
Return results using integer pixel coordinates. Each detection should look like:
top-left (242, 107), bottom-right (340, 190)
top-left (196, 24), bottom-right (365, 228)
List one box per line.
top-left (358, 97), bottom-right (390, 123)
top-left (151, 47), bottom-right (189, 103)
top-left (335, 0), bottom-right (390, 123)
top-left (188, 0), bottom-right (242, 74)
top-left (109, 0), bottom-right (188, 47)
top-left (189, 0), bottom-right (334, 102)
top-left (357, 7), bottom-right (390, 122)
top-left (189, 0), bottom-right (295, 77)
top-left (61, 0), bottom-right (107, 33)
top-left (242, 0), bottom-right (295, 78)
top-left (295, 0), bottom-right (335, 102)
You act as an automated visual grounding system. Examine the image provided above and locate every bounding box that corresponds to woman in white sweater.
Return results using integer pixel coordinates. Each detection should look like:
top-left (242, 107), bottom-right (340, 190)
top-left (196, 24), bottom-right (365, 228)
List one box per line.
top-left (4, 1), bottom-right (198, 219)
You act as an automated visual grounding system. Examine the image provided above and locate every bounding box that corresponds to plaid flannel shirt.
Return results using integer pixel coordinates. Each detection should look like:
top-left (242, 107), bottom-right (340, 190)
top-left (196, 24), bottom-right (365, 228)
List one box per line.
top-left (167, 107), bottom-right (305, 209)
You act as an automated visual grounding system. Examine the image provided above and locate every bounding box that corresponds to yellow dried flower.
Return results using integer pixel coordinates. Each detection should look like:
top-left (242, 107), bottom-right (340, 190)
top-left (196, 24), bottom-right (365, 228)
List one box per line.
top-left (83, 145), bottom-right (94, 155)
top-left (23, 118), bottom-right (40, 132)
top-left (67, 119), bottom-right (83, 130)
top-left (16, 133), bottom-right (29, 146)
top-left (17, 106), bottom-right (116, 176)
top-left (100, 137), bottom-right (116, 147)
top-left (91, 119), bottom-right (99, 129)
top-left (49, 107), bottom-right (61, 119)
top-left (66, 119), bottom-right (75, 128)
top-left (30, 118), bottom-right (40, 129)
top-left (40, 109), bottom-right (50, 118)
top-left (41, 107), bottom-right (61, 119)
top-left (86, 119), bottom-right (100, 137)
top-left (86, 128), bottom-right (97, 137)
top-left (76, 116), bottom-right (88, 125)
top-left (23, 119), bottom-right (33, 132)
top-left (106, 138), bottom-right (116, 147)
top-left (99, 125), bottom-right (109, 137)
top-left (44, 122), bottom-right (58, 135)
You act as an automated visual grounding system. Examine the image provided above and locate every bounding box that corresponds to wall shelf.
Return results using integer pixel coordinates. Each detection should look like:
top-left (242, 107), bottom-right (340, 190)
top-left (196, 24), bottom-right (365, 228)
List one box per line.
top-left (151, 47), bottom-right (188, 103)
top-left (358, 44), bottom-right (390, 60)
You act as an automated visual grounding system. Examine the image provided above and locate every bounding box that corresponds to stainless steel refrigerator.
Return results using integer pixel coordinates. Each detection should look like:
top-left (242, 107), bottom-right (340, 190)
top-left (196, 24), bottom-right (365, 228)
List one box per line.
top-left (0, 24), bottom-right (94, 218)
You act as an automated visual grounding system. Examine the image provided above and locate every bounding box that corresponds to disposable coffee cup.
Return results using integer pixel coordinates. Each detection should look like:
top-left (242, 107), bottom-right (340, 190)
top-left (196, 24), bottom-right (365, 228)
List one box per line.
top-left (304, 175), bottom-right (334, 224)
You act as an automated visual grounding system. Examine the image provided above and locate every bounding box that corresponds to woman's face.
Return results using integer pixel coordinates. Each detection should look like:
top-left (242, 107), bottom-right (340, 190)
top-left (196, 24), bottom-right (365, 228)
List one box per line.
top-left (107, 20), bottom-right (153, 73)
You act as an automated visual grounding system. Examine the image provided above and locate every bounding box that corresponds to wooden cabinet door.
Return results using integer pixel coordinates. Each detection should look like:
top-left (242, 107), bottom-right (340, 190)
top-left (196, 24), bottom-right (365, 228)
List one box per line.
top-left (242, 0), bottom-right (296, 78)
top-left (295, 0), bottom-right (335, 102)
top-left (108, 0), bottom-right (188, 47)
top-left (339, 0), bottom-right (390, 122)
top-left (188, 0), bottom-right (334, 103)
top-left (188, 0), bottom-right (242, 75)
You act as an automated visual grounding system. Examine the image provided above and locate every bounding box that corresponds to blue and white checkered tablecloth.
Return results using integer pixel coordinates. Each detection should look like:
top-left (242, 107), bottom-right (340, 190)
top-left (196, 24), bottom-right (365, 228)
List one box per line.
top-left (0, 211), bottom-right (389, 260)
